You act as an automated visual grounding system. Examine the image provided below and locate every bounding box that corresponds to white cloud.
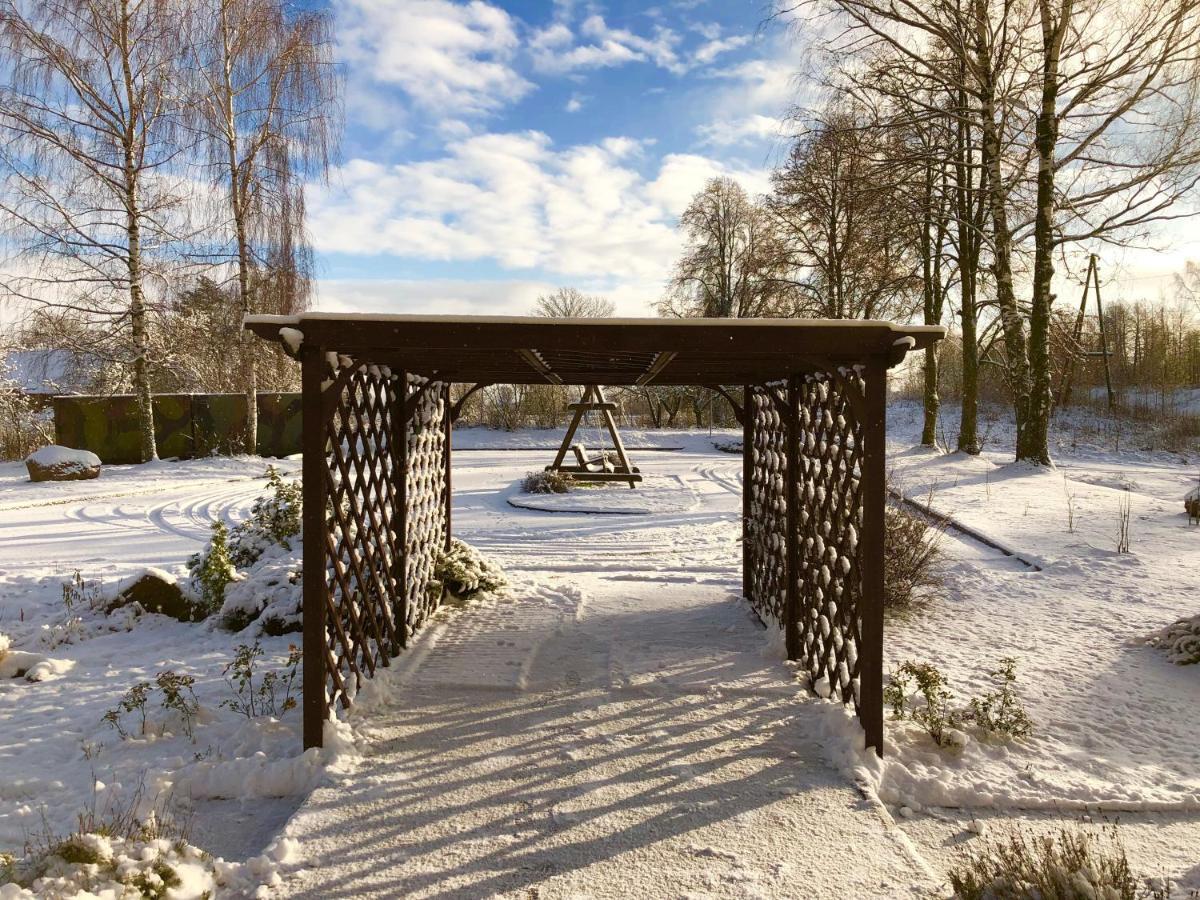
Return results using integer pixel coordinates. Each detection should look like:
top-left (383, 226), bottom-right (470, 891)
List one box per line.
top-left (564, 94), bottom-right (585, 113)
top-left (308, 132), bottom-right (770, 307)
top-left (531, 14), bottom-right (746, 75)
top-left (339, 0), bottom-right (532, 118)
top-left (314, 278), bottom-right (557, 316)
top-left (693, 34), bottom-right (752, 65)
top-left (696, 113), bottom-right (784, 147)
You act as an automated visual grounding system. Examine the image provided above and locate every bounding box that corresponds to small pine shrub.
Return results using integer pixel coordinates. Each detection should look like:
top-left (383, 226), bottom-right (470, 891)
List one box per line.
top-left (187, 520), bottom-right (237, 613)
top-left (948, 824), bottom-right (1165, 900)
top-left (522, 470), bottom-right (574, 494)
top-left (969, 657), bottom-right (1033, 739)
top-left (884, 661), bottom-right (964, 746)
top-left (433, 538), bottom-right (507, 598)
top-left (884, 500), bottom-right (944, 614)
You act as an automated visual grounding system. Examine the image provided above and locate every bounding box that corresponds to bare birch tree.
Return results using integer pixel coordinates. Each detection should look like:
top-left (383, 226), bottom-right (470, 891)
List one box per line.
top-left (0, 0), bottom-right (196, 461)
top-left (191, 0), bottom-right (338, 454)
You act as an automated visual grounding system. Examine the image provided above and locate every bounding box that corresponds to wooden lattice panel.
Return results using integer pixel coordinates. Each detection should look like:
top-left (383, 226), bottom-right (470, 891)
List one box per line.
top-left (745, 385), bottom-right (787, 627)
top-left (794, 374), bottom-right (865, 709)
top-left (745, 373), bottom-right (866, 713)
top-left (320, 361), bottom-right (448, 712)
top-left (402, 375), bottom-right (449, 636)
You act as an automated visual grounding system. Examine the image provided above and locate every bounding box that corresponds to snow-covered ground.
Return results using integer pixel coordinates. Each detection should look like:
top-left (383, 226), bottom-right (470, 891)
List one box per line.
top-left (1, 411), bottom-right (1197, 896)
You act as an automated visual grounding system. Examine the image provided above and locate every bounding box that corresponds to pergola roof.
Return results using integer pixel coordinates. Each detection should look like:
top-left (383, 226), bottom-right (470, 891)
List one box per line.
top-left (245, 313), bottom-right (944, 386)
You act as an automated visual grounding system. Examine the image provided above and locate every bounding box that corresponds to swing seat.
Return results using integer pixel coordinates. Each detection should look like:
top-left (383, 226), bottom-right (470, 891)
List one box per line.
top-left (572, 443), bottom-right (612, 472)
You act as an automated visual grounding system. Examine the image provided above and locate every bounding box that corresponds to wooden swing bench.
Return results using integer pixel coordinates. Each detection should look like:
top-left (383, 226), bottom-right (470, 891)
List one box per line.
top-left (546, 385), bottom-right (642, 487)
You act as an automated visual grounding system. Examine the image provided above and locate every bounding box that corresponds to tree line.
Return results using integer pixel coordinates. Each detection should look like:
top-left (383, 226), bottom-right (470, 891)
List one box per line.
top-left (0, 0), bottom-right (339, 461)
top-left (660, 0), bottom-right (1200, 465)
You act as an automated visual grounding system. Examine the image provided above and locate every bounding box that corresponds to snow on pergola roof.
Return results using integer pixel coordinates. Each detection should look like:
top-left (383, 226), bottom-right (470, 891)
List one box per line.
top-left (245, 313), bottom-right (944, 386)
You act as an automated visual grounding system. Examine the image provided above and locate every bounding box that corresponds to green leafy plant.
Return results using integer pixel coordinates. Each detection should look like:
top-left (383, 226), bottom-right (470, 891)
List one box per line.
top-left (432, 538), bottom-right (507, 598)
top-left (228, 467), bottom-right (302, 567)
top-left (884, 661), bottom-right (964, 746)
top-left (102, 681), bottom-right (152, 739)
top-left (949, 824), bottom-right (1171, 900)
top-left (969, 657), bottom-right (1033, 739)
top-left (156, 671), bottom-right (199, 739)
top-left (187, 520), bottom-right (236, 614)
top-left (221, 641), bottom-right (301, 718)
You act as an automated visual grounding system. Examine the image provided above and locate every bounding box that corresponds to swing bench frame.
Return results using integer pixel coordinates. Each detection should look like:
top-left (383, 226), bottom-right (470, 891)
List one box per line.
top-left (545, 384), bottom-right (641, 487)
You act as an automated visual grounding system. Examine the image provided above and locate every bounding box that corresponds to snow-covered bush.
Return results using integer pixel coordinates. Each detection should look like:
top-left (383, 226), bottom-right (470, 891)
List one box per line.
top-left (0, 369), bottom-right (52, 461)
top-left (187, 468), bottom-right (303, 628)
top-left (1145, 614), bottom-right (1200, 665)
top-left (948, 824), bottom-right (1165, 900)
top-left (522, 469), bottom-right (574, 494)
top-left (884, 499), bottom-right (944, 614)
top-left (433, 538), bottom-right (507, 598)
top-left (218, 541), bottom-right (303, 634)
top-left (227, 467), bottom-right (301, 567)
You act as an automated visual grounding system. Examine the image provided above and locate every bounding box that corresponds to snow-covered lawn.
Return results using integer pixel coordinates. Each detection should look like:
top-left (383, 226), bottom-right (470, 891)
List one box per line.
top-left (1, 412), bottom-right (1197, 896)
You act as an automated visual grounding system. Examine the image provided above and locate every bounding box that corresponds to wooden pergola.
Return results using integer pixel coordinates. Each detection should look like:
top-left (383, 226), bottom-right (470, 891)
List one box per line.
top-left (246, 314), bottom-right (944, 756)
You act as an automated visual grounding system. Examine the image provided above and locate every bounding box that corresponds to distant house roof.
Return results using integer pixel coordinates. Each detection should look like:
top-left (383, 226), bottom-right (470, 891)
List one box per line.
top-left (2, 349), bottom-right (91, 395)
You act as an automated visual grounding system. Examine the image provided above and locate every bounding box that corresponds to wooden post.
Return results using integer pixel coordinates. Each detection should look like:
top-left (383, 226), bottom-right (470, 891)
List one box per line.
top-left (397, 370), bottom-right (410, 646)
top-left (443, 383), bottom-right (452, 552)
top-left (300, 345), bottom-right (328, 751)
top-left (860, 356), bottom-right (887, 757)
top-left (742, 384), bottom-right (754, 605)
top-left (784, 376), bottom-right (801, 660)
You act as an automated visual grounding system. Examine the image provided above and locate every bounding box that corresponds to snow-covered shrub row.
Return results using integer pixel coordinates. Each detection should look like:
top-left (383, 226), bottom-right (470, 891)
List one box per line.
top-left (0, 829), bottom-right (298, 898)
top-left (521, 469), bottom-right (574, 493)
top-left (948, 824), bottom-right (1166, 900)
top-left (1145, 614), bottom-right (1200, 665)
top-left (0, 630), bottom-right (73, 682)
top-left (432, 538), bottom-right (507, 599)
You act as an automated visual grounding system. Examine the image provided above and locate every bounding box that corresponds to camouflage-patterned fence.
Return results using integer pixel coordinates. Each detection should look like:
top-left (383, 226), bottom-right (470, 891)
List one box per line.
top-left (299, 350), bottom-right (451, 748)
top-left (53, 393), bottom-right (301, 463)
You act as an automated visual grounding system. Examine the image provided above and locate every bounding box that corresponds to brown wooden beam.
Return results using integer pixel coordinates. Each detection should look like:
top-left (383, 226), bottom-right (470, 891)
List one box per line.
top-left (860, 356), bottom-right (887, 758)
top-left (300, 345), bottom-right (329, 751)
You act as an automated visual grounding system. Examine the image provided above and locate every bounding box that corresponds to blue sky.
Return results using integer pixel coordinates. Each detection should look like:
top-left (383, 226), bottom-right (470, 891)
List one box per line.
top-left (309, 0), bottom-right (804, 315)
top-left (308, 0), bottom-right (1197, 317)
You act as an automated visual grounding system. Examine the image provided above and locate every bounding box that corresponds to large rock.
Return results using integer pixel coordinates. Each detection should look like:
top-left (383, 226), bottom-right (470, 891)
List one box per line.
top-left (26, 445), bottom-right (101, 482)
top-left (109, 569), bottom-right (204, 622)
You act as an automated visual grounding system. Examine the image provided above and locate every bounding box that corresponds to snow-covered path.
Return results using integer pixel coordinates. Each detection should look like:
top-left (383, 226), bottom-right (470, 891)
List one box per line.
top-left (271, 442), bottom-right (934, 898)
top-left (279, 578), bottom-right (930, 899)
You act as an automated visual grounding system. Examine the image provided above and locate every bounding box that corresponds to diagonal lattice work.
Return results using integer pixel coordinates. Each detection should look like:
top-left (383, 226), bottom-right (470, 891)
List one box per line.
top-left (744, 369), bottom-right (883, 753)
top-left (307, 354), bottom-right (450, 730)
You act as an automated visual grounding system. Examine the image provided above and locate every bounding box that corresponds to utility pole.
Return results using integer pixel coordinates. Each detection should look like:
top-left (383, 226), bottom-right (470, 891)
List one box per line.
top-left (1056, 254), bottom-right (1116, 410)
